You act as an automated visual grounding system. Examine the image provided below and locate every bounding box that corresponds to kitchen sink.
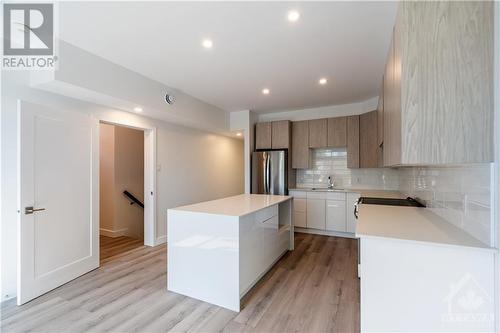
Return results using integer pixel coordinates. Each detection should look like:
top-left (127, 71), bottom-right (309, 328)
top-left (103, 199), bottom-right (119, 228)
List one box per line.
top-left (311, 187), bottom-right (345, 192)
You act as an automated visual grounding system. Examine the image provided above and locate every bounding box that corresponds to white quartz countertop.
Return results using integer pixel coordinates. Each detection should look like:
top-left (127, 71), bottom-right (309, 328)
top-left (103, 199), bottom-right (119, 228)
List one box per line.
top-left (356, 204), bottom-right (495, 251)
top-left (289, 188), bottom-right (405, 199)
top-left (171, 194), bottom-right (291, 217)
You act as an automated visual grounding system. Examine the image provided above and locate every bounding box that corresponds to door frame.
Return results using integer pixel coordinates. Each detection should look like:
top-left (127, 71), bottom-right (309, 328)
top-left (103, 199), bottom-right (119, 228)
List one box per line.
top-left (98, 118), bottom-right (157, 247)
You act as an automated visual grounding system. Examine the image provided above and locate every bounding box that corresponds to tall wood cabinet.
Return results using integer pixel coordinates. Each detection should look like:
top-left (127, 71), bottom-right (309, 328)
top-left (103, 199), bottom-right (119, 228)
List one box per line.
top-left (383, 2), bottom-right (493, 165)
top-left (255, 121), bottom-right (290, 150)
top-left (308, 119), bottom-right (328, 148)
top-left (291, 121), bottom-right (310, 169)
top-left (377, 82), bottom-right (384, 148)
top-left (347, 116), bottom-right (360, 168)
top-left (360, 111), bottom-right (379, 168)
top-left (327, 117), bottom-right (347, 147)
top-left (255, 122), bottom-right (272, 150)
top-left (271, 120), bottom-right (290, 149)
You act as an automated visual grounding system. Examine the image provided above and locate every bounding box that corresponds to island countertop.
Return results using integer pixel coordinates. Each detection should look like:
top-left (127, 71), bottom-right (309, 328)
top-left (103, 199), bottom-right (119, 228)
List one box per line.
top-left (171, 193), bottom-right (291, 217)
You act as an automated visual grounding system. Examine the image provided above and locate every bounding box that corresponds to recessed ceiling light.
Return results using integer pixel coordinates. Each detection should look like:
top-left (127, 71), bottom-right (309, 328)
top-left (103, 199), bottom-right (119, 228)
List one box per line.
top-left (133, 107), bottom-right (143, 113)
top-left (319, 78), bottom-right (328, 85)
top-left (202, 39), bottom-right (213, 49)
top-left (262, 88), bottom-right (270, 95)
top-left (236, 132), bottom-right (242, 137)
top-left (287, 10), bottom-right (300, 22)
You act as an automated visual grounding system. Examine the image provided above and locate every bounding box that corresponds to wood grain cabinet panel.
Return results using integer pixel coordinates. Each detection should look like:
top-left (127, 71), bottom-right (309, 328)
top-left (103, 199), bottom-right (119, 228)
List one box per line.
top-left (308, 119), bottom-right (327, 148)
top-left (347, 116), bottom-right (360, 168)
top-left (377, 82), bottom-right (384, 148)
top-left (292, 121), bottom-right (310, 169)
top-left (359, 111), bottom-right (379, 168)
top-left (255, 122), bottom-right (271, 150)
top-left (381, 2), bottom-right (493, 165)
top-left (383, 31), bottom-right (396, 167)
top-left (327, 117), bottom-right (347, 147)
top-left (271, 120), bottom-right (290, 149)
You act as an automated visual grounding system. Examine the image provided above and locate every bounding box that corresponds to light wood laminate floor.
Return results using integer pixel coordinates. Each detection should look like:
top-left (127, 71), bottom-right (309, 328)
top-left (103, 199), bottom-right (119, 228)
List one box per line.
top-left (1, 233), bottom-right (359, 332)
top-left (100, 235), bottom-right (144, 262)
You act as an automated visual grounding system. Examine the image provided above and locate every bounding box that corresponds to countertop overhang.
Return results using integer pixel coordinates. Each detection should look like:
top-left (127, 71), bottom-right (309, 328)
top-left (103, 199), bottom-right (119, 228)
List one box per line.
top-left (170, 194), bottom-right (291, 217)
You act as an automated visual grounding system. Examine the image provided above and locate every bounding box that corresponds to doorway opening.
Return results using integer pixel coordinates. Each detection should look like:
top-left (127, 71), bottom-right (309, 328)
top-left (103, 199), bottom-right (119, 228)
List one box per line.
top-left (99, 122), bottom-right (145, 262)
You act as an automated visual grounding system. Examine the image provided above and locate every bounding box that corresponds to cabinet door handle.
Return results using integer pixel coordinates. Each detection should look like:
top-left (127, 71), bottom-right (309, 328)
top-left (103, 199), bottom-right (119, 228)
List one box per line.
top-left (25, 206), bottom-right (46, 215)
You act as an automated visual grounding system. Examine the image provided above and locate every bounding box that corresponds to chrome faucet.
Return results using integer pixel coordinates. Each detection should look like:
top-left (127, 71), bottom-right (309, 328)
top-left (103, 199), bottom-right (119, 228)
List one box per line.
top-left (327, 176), bottom-right (334, 189)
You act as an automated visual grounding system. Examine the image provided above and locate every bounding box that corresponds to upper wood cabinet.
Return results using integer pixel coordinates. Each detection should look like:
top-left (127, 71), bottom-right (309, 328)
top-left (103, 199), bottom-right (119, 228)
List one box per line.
top-left (308, 119), bottom-right (327, 148)
top-left (359, 111), bottom-right (379, 168)
top-left (271, 120), bottom-right (290, 149)
top-left (255, 121), bottom-right (290, 150)
top-left (377, 82), bottom-right (384, 148)
top-left (383, 2), bottom-right (493, 165)
top-left (346, 116), bottom-right (360, 168)
top-left (327, 117), bottom-right (347, 148)
top-left (292, 121), bottom-right (310, 169)
top-left (255, 122), bottom-right (272, 150)
top-left (383, 30), bottom-right (397, 166)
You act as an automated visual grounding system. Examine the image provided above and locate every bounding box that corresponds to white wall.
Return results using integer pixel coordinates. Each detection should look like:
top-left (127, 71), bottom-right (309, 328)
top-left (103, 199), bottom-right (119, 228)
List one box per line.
top-left (99, 123), bottom-right (117, 233)
top-left (256, 97), bottom-right (378, 122)
top-left (1, 71), bottom-right (244, 301)
top-left (229, 110), bottom-right (257, 193)
top-left (31, 41), bottom-right (229, 134)
top-left (399, 165), bottom-right (494, 246)
top-left (493, 1), bottom-right (499, 329)
top-left (113, 125), bottom-right (145, 239)
top-left (99, 124), bottom-right (145, 239)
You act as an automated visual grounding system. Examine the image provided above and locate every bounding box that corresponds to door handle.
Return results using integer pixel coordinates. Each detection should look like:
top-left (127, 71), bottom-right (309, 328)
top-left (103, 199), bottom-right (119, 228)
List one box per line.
top-left (25, 206), bottom-right (46, 215)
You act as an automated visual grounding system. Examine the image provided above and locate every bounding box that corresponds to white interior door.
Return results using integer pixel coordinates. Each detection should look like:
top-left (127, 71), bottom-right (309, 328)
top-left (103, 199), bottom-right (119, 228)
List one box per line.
top-left (17, 101), bottom-right (99, 305)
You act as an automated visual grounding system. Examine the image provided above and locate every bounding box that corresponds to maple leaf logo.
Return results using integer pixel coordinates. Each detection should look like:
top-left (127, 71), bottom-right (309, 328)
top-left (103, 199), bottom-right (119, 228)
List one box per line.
top-left (457, 290), bottom-right (484, 311)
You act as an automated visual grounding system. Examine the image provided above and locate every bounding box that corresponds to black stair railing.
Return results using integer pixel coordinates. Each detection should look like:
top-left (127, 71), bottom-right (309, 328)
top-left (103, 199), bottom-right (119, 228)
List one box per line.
top-left (123, 190), bottom-right (144, 208)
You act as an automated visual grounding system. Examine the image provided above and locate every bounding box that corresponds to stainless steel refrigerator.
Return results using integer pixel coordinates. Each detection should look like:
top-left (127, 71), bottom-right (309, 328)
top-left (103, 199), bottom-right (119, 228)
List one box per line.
top-left (251, 150), bottom-right (287, 195)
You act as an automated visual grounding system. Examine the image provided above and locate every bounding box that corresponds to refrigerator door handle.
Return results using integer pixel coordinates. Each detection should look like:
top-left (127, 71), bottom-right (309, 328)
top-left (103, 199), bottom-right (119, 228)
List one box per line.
top-left (265, 154), bottom-right (270, 193)
top-left (263, 153), bottom-right (268, 194)
top-left (267, 154), bottom-right (274, 194)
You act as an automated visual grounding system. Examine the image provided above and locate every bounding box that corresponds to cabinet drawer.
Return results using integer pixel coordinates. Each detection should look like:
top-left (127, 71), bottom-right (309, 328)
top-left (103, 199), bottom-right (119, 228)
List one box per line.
top-left (262, 215), bottom-right (278, 229)
top-left (289, 190), bottom-right (307, 199)
top-left (255, 205), bottom-right (278, 223)
top-left (293, 198), bottom-right (306, 212)
top-left (293, 211), bottom-right (307, 228)
top-left (326, 192), bottom-right (346, 201)
top-left (306, 192), bottom-right (327, 200)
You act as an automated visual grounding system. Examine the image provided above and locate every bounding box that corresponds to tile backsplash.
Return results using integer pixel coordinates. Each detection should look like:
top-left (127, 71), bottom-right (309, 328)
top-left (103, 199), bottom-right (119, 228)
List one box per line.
top-left (399, 165), bottom-right (493, 246)
top-left (295, 148), bottom-right (493, 246)
top-left (296, 148), bottom-right (400, 190)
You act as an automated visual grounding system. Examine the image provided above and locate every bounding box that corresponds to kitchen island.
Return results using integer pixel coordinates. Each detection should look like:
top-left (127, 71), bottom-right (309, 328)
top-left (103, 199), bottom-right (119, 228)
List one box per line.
top-left (167, 194), bottom-right (293, 312)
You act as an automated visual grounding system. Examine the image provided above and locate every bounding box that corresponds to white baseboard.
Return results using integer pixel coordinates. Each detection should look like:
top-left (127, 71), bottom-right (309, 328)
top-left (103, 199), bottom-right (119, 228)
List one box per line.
top-left (100, 228), bottom-right (128, 238)
top-left (294, 227), bottom-right (356, 239)
top-left (154, 235), bottom-right (166, 246)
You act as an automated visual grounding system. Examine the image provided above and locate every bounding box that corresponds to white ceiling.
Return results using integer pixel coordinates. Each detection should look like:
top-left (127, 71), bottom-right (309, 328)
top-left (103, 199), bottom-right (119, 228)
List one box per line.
top-left (59, 2), bottom-right (397, 113)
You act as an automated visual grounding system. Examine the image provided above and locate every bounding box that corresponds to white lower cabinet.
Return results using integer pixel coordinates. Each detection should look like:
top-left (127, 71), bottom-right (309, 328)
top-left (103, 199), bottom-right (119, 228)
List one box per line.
top-left (293, 211), bottom-right (307, 228)
top-left (346, 193), bottom-right (360, 233)
top-left (359, 236), bottom-right (495, 332)
top-left (293, 198), bottom-right (307, 228)
top-left (306, 198), bottom-right (326, 230)
top-left (290, 190), bottom-right (357, 236)
top-left (326, 200), bottom-right (346, 232)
